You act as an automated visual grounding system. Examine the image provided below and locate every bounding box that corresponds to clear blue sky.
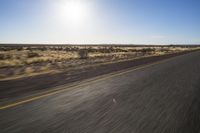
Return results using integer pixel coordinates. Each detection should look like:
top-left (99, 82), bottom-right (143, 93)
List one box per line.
top-left (0, 0), bottom-right (199, 44)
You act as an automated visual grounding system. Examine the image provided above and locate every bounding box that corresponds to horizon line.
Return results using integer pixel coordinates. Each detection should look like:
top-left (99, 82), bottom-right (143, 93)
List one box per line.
top-left (0, 43), bottom-right (200, 46)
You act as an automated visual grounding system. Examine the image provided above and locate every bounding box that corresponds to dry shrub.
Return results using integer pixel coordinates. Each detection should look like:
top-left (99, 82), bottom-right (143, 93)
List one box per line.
top-left (25, 57), bottom-right (53, 64)
top-left (27, 52), bottom-right (40, 58)
top-left (78, 49), bottom-right (88, 59)
top-left (0, 54), bottom-right (5, 60)
top-left (0, 54), bottom-right (12, 60)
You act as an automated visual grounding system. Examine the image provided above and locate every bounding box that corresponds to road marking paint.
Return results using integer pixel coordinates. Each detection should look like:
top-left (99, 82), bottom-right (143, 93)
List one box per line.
top-left (0, 55), bottom-right (184, 110)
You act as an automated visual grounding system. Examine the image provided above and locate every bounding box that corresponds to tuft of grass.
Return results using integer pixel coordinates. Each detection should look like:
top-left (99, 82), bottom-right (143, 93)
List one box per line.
top-left (0, 74), bottom-right (6, 78)
top-left (24, 67), bottom-right (34, 74)
top-left (40, 64), bottom-right (51, 72)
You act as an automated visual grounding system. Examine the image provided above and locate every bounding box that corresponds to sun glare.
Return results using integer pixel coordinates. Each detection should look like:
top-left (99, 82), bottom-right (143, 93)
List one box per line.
top-left (57, 0), bottom-right (89, 26)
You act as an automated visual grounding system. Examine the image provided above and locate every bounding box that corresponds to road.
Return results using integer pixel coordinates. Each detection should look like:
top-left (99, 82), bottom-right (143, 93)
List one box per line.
top-left (1, 51), bottom-right (200, 133)
top-left (0, 50), bottom-right (191, 101)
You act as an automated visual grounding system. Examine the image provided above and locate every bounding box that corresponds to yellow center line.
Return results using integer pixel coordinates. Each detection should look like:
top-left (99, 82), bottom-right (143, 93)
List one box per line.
top-left (0, 55), bottom-right (180, 110)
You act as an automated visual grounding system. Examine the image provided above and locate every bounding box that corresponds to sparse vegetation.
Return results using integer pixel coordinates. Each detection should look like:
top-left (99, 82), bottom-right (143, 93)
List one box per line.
top-left (0, 44), bottom-right (199, 80)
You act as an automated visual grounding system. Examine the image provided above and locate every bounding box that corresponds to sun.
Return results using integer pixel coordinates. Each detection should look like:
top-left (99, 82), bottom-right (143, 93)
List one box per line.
top-left (57, 0), bottom-right (88, 24)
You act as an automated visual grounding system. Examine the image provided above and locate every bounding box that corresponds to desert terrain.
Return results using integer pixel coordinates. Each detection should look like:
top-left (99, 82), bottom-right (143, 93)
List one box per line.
top-left (0, 44), bottom-right (199, 80)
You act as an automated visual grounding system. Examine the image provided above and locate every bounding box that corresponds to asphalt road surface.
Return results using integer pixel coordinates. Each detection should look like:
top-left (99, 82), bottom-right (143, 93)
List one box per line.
top-left (1, 51), bottom-right (200, 133)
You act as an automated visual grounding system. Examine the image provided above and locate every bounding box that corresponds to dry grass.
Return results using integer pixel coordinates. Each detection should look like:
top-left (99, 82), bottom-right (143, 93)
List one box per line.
top-left (0, 45), bottom-right (199, 80)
